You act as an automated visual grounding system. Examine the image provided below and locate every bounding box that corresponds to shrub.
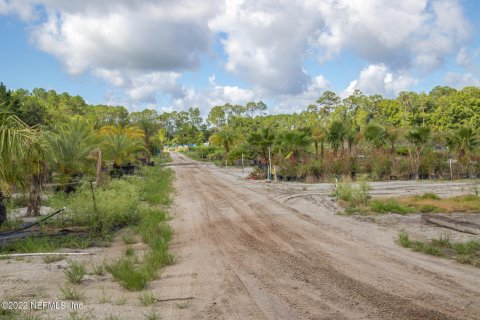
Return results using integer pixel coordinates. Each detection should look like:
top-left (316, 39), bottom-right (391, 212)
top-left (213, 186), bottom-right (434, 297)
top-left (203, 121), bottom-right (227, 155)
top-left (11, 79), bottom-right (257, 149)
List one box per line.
top-left (335, 176), bottom-right (371, 206)
top-left (51, 180), bottom-right (140, 233)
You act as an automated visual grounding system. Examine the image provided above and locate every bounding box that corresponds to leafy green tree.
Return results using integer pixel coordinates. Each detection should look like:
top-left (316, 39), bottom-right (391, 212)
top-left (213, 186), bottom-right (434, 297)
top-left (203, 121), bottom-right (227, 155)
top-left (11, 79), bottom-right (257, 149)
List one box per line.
top-left (317, 91), bottom-right (340, 114)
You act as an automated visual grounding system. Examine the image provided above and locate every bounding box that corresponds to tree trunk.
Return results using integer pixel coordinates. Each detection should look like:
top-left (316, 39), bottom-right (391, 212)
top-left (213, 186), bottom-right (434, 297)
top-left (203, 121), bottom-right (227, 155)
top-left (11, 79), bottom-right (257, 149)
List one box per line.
top-left (95, 148), bottom-right (102, 188)
top-left (320, 140), bottom-right (324, 160)
top-left (26, 174), bottom-right (42, 216)
top-left (314, 142), bottom-right (318, 160)
top-left (0, 190), bottom-right (6, 225)
top-left (145, 139), bottom-right (151, 163)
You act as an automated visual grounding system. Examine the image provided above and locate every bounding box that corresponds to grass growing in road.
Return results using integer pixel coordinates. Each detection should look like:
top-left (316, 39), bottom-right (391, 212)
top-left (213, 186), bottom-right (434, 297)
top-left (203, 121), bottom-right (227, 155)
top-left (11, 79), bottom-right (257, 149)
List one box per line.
top-left (398, 231), bottom-right (480, 267)
top-left (106, 166), bottom-right (174, 291)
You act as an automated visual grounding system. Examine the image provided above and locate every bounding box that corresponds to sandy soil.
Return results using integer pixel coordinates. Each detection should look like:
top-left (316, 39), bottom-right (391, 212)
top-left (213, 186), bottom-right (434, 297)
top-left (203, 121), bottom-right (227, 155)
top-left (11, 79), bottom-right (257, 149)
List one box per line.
top-left (0, 152), bottom-right (479, 319)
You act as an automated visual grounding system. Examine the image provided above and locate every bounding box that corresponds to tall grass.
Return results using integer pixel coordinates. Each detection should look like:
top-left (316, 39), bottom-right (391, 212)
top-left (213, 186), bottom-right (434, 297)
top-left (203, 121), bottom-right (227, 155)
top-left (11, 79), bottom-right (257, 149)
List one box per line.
top-left (336, 175), bottom-right (371, 206)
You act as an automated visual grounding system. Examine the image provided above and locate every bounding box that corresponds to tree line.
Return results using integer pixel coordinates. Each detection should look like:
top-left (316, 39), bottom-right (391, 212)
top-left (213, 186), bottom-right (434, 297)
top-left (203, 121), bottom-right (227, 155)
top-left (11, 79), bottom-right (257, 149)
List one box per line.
top-left (1, 82), bottom-right (480, 224)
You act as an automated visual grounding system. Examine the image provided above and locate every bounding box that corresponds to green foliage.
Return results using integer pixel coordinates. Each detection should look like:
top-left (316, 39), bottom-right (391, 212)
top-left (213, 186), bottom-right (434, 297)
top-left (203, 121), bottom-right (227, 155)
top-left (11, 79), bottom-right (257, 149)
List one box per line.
top-left (50, 179), bottom-right (141, 232)
top-left (370, 199), bottom-right (412, 214)
top-left (139, 292), bottom-right (156, 306)
top-left (335, 176), bottom-right (370, 206)
top-left (106, 257), bottom-right (148, 291)
top-left (65, 260), bottom-right (86, 284)
top-left (398, 232), bottom-right (480, 267)
top-left (135, 166), bottom-right (173, 206)
top-left (60, 285), bottom-right (85, 301)
top-left (47, 116), bottom-right (98, 184)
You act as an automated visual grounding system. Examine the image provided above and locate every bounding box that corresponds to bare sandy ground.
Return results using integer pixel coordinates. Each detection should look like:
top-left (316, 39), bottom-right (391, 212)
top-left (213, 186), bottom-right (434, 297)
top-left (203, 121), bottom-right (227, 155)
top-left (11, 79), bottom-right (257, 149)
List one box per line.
top-left (0, 152), bottom-right (479, 319)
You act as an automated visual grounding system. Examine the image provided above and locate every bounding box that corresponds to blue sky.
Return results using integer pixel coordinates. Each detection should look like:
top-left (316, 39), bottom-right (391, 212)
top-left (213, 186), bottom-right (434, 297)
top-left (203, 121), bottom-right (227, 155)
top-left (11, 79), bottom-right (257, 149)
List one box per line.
top-left (0, 0), bottom-right (479, 114)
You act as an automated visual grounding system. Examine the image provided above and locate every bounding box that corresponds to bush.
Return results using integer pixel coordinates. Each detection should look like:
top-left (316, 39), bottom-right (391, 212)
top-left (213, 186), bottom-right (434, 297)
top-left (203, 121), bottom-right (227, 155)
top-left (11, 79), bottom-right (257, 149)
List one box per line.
top-left (335, 176), bottom-right (370, 206)
top-left (51, 180), bottom-right (141, 233)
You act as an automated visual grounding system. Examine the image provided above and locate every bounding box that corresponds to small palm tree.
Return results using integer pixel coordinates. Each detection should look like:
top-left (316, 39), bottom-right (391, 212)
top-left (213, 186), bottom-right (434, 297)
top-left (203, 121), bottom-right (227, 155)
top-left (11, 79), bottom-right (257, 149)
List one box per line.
top-left (209, 128), bottom-right (241, 158)
top-left (405, 126), bottom-right (431, 180)
top-left (277, 130), bottom-right (311, 164)
top-left (385, 126), bottom-right (402, 153)
top-left (48, 117), bottom-right (99, 185)
top-left (101, 131), bottom-right (145, 166)
top-left (0, 114), bottom-right (46, 221)
top-left (247, 127), bottom-right (275, 161)
top-left (364, 123), bottom-right (386, 151)
top-left (311, 125), bottom-right (326, 159)
top-left (327, 120), bottom-right (347, 157)
top-left (446, 126), bottom-right (479, 161)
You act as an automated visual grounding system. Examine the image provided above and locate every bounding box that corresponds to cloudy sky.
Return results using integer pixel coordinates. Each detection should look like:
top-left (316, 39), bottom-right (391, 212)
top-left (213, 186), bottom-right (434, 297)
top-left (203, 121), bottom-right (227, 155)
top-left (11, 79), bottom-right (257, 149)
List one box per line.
top-left (1, 0), bottom-right (479, 114)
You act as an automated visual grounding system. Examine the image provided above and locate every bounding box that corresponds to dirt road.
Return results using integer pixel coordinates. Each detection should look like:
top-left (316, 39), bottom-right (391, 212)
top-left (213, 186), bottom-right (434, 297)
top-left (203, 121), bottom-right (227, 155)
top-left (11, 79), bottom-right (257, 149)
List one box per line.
top-left (162, 152), bottom-right (480, 320)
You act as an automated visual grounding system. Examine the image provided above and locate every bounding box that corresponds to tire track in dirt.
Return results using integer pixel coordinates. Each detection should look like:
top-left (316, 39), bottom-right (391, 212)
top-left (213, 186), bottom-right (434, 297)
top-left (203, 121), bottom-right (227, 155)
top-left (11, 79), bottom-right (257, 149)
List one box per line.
top-left (166, 153), bottom-right (480, 319)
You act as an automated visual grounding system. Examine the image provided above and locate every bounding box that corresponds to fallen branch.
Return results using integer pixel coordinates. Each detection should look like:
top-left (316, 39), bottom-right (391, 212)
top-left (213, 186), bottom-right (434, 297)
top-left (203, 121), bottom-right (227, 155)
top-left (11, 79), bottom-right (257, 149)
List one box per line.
top-left (0, 252), bottom-right (94, 258)
top-left (155, 297), bottom-right (194, 303)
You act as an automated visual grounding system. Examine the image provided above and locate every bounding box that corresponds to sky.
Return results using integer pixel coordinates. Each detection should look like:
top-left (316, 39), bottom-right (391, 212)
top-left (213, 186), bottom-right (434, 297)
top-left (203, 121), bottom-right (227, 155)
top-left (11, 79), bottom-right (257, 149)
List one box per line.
top-left (0, 0), bottom-right (479, 115)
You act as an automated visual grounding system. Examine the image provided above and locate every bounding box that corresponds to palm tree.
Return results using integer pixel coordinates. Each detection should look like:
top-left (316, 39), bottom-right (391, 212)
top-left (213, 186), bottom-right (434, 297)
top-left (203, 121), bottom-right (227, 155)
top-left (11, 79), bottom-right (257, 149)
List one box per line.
top-left (22, 131), bottom-right (53, 216)
top-left (247, 127), bottom-right (275, 161)
top-left (364, 123), bottom-right (386, 151)
top-left (0, 114), bottom-right (45, 222)
top-left (277, 130), bottom-right (311, 164)
top-left (101, 131), bottom-right (145, 166)
top-left (446, 126), bottom-right (479, 161)
top-left (48, 117), bottom-right (99, 186)
top-left (385, 126), bottom-right (402, 154)
top-left (327, 120), bottom-right (346, 157)
top-left (208, 128), bottom-right (241, 157)
top-left (311, 125), bottom-right (326, 159)
top-left (405, 126), bottom-right (431, 180)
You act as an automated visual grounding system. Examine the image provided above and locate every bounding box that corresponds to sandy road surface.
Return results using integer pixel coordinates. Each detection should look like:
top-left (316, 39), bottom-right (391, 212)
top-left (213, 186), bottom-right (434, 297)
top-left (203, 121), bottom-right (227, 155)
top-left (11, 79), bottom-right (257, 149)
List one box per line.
top-left (161, 152), bottom-right (480, 320)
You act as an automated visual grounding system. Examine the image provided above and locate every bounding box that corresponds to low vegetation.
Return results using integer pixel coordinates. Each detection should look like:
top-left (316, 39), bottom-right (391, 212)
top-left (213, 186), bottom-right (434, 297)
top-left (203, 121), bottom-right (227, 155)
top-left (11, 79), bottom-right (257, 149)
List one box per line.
top-left (106, 166), bottom-right (174, 291)
top-left (398, 232), bottom-right (480, 268)
top-left (65, 260), bottom-right (86, 284)
top-left (340, 186), bottom-right (480, 215)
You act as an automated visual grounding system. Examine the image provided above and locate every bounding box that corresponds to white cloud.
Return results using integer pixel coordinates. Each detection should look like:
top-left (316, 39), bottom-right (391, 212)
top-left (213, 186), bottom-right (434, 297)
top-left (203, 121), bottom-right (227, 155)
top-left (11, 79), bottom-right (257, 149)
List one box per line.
top-left (314, 0), bottom-right (470, 71)
top-left (0, 0), bottom-right (474, 111)
top-left (444, 72), bottom-right (480, 88)
top-left (344, 64), bottom-right (417, 97)
top-left (209, 0), bottom-right (318, 95)
top-left (29, 1), bottom-right (217, 75)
